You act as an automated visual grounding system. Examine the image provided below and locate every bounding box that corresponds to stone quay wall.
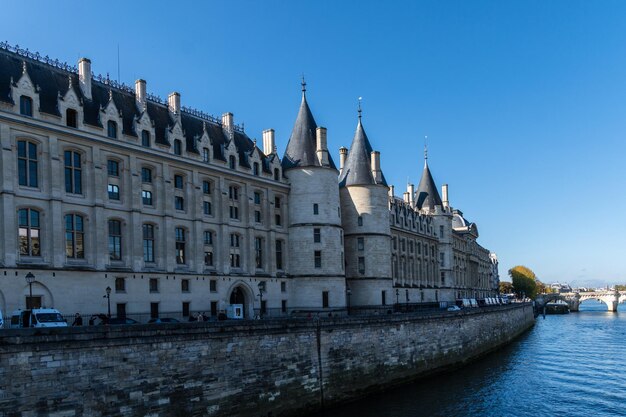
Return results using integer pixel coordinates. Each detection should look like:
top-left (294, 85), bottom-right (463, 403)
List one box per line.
top-left (0, 304), bottom-right (534, 417)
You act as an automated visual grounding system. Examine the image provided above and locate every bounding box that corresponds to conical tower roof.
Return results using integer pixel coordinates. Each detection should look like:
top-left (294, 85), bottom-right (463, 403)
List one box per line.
top-left (416, 159), bottom-right (442, 210)
top-left (282, 85), bottom-right (336, 170)
top-left (339, 117), bottom-right (386, 187)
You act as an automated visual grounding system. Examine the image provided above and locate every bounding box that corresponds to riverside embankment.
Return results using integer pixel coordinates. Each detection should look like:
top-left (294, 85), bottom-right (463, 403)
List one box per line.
top-left (0, 303), bottom-right (534, 417)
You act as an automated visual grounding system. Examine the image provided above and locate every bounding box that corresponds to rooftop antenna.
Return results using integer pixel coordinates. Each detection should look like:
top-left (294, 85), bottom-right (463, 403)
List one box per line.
top-left (117, 44), bottom-right (120, 83)
top-left (358, 96), bottom-right (362, 120)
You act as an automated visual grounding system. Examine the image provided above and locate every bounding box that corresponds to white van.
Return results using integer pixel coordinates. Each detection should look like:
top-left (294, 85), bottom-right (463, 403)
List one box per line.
top-left (10, 309), bottom-right (68, 328)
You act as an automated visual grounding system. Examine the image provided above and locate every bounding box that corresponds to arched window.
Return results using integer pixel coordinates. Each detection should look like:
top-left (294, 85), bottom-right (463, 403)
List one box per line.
top-left (202, 147), bottom-right (210, 162)
top-left (19, 96), bottom-right (32, 116)
top-left (108, 220), bottom-right (122, 261)
top-left (64, 150), bottom-right (82, 194)
top-left (143, 224), bottom-right (155, 263)
top-left (107, 120), bottom-right (117, 139)
top-left (65, 214), bottom-right (84, 259)
top-left (17, 140), bottom-right (38, 187)
top-left (66, 109), bottom-right (78, 128)
top-left (18, 208), bottom-right (40, 256)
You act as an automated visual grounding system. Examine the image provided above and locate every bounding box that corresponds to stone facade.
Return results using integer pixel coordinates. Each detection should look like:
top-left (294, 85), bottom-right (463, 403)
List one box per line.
top-left (0, 44), bottom-right (498, 319)
top-left (0, 304), bottom-right (535, 417)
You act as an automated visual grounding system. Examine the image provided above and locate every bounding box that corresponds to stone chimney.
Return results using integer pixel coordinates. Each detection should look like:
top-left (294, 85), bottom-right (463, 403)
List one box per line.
top-left (135, 79), bottom-right (146, 108)
top-left (316, 127), bottom-right (329, 166)
top-left (442, 184), bottom-right (449, 209)
top-left (408, 183), bottom-right (415, 207)
top-left (403, 191), bottom-right (410, 204)
top-left (339, 147), bottom-right (348, 173)
top-left (389, 185), bottom-right (395, 199)
top-left (371, 151), bottom-right (381, 183)
top-left (168, 92), bottom-right (180, 114)
top-left (262, 129), bottom-right (275, 155)
top-left (78, 58), bottom-right (92, 100)
top-left (222, 112), bottom-right (233, 129)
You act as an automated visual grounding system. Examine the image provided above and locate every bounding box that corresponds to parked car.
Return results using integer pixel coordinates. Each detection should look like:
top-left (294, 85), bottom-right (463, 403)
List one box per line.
top-left (10, 309), bottom-right (68, 328)
top-left (447, 305), bottom-right (461, 312)
top-left (147, 318), bottom-right (180, 324)
top-left (90, 315), bottom-right (139, 326)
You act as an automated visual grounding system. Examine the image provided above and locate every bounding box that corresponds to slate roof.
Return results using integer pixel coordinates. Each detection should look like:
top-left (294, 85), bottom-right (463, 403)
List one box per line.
top-left (338, 118), bottom-right (387, 187)
top-left (0, 47), bottom-right (272, 166)
top-left (415, 160), bottom-right (442, 210)
top-left (282, 92), bottom-right (336, 171)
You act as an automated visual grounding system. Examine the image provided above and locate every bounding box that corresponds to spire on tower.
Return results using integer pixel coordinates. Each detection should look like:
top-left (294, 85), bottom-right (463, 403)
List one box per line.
top-left (424, 135), bottom-right (428, 161)
top-left (301, 75), bottom-right (306, 96)
top-left (358, 96), bottom-right (362, 120)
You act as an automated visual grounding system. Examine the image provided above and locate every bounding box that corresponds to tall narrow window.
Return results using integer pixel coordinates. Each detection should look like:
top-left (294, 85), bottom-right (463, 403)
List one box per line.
top-left (108, 220), bottom-right (122, 261)
top-left (203, 201), bottom-right (212, 215)
top-left (174, 139), bottom-right (182, 155)
top-left (107, 120), bottom-right (117, 138)
top-left (17, 140), bottom-right (38, 187)
top-left (174, 175), bottom-right (183, 189)
top-left (141, 167), bottom-right (152, 183)
top-left (107, 160), bottom-right (119, 177)
top-left (313, 203), bottom-right (319, 215)
top-left (314, 228), bottom-right (321, 243)
top-left (229, 155), bottom-right (236, 169)
top-left (65, 214), bottom-right (84, 259)
top-left (253, 162), bottom-right (260, 176)
top-left (202, 147), bottom-right (210, 162)
top-left (276, 240), bottom-right (283, 270)
top-left (142, 190), bottom-right (153, 206)
top-left (175, 196), bottom-right (184, 211)
top-left (18, 208), bottom-right (40, 256)
top-left (64, 150), bottom-right (82, 194)
top-left (108, 184), bottom-right (120, 200)
top-left (141, 130), bottom-right (150, 147)
top-left (66, 109), bottom-right (78, 128)
top-left (175, 227), bottom-right (186, 264)
top-left (314, 250), bottom-right (322, 268)
top-left (358, 216), bottom-right (363, 226)
top-left (357, 237), bottom-right (364, 251)
top-left (143, 224), bottom-right (155, 263)
top-left (274, 168), bottom-right (280, 181)
top-left (20, 95), bottom-right (33, 116)
top-left (255, 237), bottom-right (263, 269)
top-left (358, 257), bottom-right (365, 275)
top-left (203, 230), bottom-right (213, 245)
top-left (202, 181), bottom-right (211, 194)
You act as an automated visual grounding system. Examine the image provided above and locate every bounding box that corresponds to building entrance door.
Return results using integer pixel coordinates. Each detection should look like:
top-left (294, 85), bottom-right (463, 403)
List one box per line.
top-left (228, 287), bottom-right (246, 319)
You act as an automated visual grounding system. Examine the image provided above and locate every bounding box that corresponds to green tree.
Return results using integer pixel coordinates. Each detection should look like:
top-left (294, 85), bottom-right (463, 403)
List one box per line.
top-left (499, 281), bottom-right (513, 294)
top-left (508, 265), bottom-right (538, 299)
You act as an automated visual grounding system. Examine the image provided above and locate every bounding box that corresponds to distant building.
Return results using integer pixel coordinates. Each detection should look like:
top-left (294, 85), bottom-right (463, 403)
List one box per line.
top-left (0, 43), bottom-right (499, 318)
top-left (550, 283), bottom-right (572, 293)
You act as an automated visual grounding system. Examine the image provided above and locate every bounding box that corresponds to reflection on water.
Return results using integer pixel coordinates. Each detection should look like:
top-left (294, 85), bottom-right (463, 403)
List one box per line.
top-left (315, 301), bottom-right (626, 417)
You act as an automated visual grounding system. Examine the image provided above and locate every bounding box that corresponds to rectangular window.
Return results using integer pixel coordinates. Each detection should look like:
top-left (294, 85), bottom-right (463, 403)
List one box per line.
top-left (115, 277), bottom-right (125, 293)
top-left (203, 231), bottom-right (213, 245)
top-left (204, 251), bottom-right (213, 266)
top-left (314, 250), bottom-right (322, 268)
top-left (276, 240), bottom-right (283, 270)
top-left (65, 213), bottom-right (84, 259)
top-left (210, 280), bottom-right (217, 292)
top-left (228, 186), bottom-right (239, 200)
top-left (107, 184), bottom-right (120, 200)
top-left (357, 237), bottom-right (364, 251)
top-left (313, 203), bottom-right (319, 215)
top-left (255, 210), bottom-right (261, 223)
top-left (182, 302), bottom-right (190, 318)
top-left (202, 181), bottom-right (211, 194)
top-left (149, 278), bottom-right (159, 293)
top-left (108, 220), bottom-right (122, 261)
top-left (141, 130), bottom-right (150, 147)
top-left (210, 301), bottom-right (218, 317)
top-left (358, 257), bottom-right (365, 275)
top-left (64, 151), bottom-right (82, 194)
top-left (230, 234), bottom-right (240, 247)
top-left (142, 190), bottom-right (153, 206)
top-left (314, 228), bottom-right (321, 243)
top-left (116, 303), bottom-right (126, 318)
top-left (175, 196), bottom-right (185, 211)
top-left (174, 139), bottom-right (182, 155)
top-left (141, 167), bottom-right (152, 183)
top-left (322, 291), bottom-right (329, 308)
top-left (281, 281), bottom-right (286, 292)
top-left (17, 140), bottom-right (38, 187)
top-left (20, 95), bottom-right (33, 116)
top-left (254, 192), bottom-right (261, 204)
top-left (175, 227), bottom-right (186, 264)
top-left (255, 237), bottom-right (263, 269)
top-left (203, 201), bottom-right (212, 215)
top-left (107, 160), bottom-right (119, 176)
top-left (181, 279), bottom-right (190, 293)
top-left (230, 253), bottom-right (241, 268)
top-left (275, 214), bottom-right (282, 226)
top-left (229, 205), bottom-right (239, 219)
top-left (274, 197), bottom-right (281, 208)
top-left (174, 175), bottom-right (183, 189)
top-left (150, 302), bottom-right (159, 319)
top-left (142, 224), bottom-right (155, 262)
top-left (107, 121), bottom-right (117, 138)
top-left (202, 147), bottom-right (210, 162)
top-left (440, 225), bottom-right (444, 238)
top-left (358, 216), bottom-right (363, 226)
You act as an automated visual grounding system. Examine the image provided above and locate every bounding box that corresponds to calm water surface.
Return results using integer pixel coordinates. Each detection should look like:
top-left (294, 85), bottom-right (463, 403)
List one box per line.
top-left (315, 301), bottom-right (626, 417)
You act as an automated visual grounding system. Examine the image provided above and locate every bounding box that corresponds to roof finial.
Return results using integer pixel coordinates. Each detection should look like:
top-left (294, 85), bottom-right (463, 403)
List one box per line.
top-left (22, 60), bottom-right (27, 74)
top-left (424, 135), bottom-right (428, 161)
top-left (301, 75), bottom-right (306, 96)
top-left (357, 96), bottom-right (362, 120)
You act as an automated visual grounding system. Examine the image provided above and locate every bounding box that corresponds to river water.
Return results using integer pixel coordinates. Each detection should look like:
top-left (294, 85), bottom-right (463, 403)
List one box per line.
top-left (315, 301), bottom-right (626, 417)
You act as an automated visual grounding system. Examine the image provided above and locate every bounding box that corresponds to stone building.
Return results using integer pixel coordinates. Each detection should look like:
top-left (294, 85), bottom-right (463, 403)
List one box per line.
top-left (0, 44), bottom-right (498, 319)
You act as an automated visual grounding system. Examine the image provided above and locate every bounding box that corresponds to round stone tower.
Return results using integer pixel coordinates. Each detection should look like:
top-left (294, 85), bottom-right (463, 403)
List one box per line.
top-left (282, 84), bottom-right (346, 309)
top-left (338, 113), bottom-right (392, 307)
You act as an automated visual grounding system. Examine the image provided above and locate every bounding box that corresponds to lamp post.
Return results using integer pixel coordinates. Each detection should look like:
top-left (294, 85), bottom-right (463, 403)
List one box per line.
top-left (395, 288), bottom-right (399, 305)
top-left (104, 286), bottom-right (111, 318)
top-left (257, 282), bottom-right (265, 318)
top-left (25, 272), bottom-right (35, 309)
top-left (346, 287), bottom-right (352, 315)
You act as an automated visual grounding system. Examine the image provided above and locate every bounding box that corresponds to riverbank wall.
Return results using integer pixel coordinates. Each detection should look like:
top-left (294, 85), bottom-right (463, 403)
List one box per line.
top-left (0, 304), bottom-right (534, 417)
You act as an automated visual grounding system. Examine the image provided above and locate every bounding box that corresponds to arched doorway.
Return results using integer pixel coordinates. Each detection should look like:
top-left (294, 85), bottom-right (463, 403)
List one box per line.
top-left (229, 286), bottom-right (247, 319)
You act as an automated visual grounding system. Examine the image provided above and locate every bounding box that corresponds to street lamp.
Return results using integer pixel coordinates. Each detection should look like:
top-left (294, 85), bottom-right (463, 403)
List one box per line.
top-left (346, 287), bottom-right (352, 315)
top-left (395, 288), bottom-right (399, 305)
top-left (257, 282), bottom-right (265, 318)
top-left (104, 286), bottom-right (111, 318)
top-left (25, 272), bottom-right (35, 309)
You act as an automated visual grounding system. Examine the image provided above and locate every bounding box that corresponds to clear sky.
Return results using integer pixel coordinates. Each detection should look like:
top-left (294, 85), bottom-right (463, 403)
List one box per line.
top-left (3, 0), bottom-right (626, 286)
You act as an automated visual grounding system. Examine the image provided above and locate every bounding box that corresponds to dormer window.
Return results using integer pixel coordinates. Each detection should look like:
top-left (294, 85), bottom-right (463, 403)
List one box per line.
top-left (66, 109), bottom-right (78, 128)
top-left (174, 139), bottom-right (182, 155)
top-left (274, 168), bottom-right (280, 181)
top-left (229, 155), bottom-right (236, 169)
top-left (20, 96), bottom-right (33, 116)
top-left (253, 162), bottom-right (260, 176)
top-left (202, 147), bottom-right (210, 163)
top-left (107, 120), bottom-right (117, 139)
top-left (141, 130), bottom-right (150, 147)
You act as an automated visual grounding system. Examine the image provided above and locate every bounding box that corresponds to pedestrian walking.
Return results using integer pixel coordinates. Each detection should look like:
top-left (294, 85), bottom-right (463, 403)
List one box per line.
top-left (72, 313), bottom-right (83, 326)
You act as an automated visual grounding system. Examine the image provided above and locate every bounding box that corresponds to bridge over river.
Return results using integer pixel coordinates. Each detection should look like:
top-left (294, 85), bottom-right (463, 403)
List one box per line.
top-left (535, 290), bottom-right (626, 312)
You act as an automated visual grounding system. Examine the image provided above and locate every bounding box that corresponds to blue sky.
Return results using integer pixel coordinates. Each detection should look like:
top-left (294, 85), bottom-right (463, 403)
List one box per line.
top-left (3, 0), bottom-right (626, 286)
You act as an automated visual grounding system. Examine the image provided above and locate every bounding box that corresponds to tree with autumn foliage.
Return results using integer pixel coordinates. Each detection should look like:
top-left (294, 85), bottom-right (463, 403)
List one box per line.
top-left (508, 265), bottom-right (538, 299)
